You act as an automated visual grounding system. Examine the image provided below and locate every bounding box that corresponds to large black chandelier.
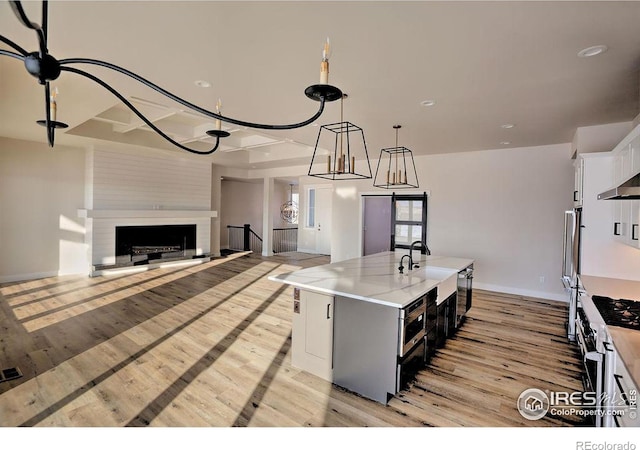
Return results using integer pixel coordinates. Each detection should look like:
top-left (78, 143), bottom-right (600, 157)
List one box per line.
top-left (0, 1), bottom-right (343, 154)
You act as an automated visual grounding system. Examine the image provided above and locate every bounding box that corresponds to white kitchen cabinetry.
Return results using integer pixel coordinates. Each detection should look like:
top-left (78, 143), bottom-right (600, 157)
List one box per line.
top-left (291, 289), bottom-right (334, 381)
top-left (631, 202), bottom-right (640, 248)
top-left (604, 125), bottom-right (640, 247)
top-left (574, 157), bottom-right (584, 208)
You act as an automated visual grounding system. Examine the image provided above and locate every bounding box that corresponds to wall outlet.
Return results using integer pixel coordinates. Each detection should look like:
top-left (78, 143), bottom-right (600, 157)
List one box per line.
top-left (539, 276), bottom-right (545, 284)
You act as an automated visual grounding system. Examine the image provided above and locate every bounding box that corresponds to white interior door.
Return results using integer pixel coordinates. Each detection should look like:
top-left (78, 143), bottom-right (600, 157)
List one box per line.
top-left (315, 187), bottom-right (332, 255)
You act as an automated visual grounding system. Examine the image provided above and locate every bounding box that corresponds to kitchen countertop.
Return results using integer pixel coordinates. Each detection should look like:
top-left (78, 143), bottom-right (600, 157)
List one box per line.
top-left (269, 251), bottom-right (474, 309)
top-left (579, 275), bottom-right (640, 389)
top-left (579, 275), bottom-right (640, 302)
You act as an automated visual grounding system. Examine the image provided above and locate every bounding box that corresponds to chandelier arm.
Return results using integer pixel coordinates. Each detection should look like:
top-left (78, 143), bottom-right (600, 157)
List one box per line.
top-left (60, 66), bottom-right (221, 155)
top-left (9, 1), bottom-right (47, 56)
top-left (44, 81), bottom-right (54, 146)
top-left (0, 48), bottom-right (27, 61)
top-left (0, 36), bottom-right (29, 57)
top-left (42, 0), bottom-right (48, 51)
top-left (59, 57), bottom-right (327, 130)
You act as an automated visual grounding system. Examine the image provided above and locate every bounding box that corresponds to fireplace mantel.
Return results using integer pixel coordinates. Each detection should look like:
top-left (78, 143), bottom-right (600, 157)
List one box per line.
top-left (77, 209), bottom-right (218, 219)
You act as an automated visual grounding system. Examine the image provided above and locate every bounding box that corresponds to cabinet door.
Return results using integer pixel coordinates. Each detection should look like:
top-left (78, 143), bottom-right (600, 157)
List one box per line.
top-left (304, 292), bottom-right (334, 360)
top-left (425, 289), bottom-right (438, 359)
top-left (436, 300), bottom-right (447, 348)
top-left (630, 135), bottom-right (640, 176)
top-left (613, 201), bottom-right (630, 242)
top-left (291, 290), bottom-right (334, 381)
top-left (631, 202), bottom-right (640, 248)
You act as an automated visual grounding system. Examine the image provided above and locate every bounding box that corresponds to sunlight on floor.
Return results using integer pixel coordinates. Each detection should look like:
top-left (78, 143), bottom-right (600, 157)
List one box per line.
top-left (0, 257), bottom-right (310, 426)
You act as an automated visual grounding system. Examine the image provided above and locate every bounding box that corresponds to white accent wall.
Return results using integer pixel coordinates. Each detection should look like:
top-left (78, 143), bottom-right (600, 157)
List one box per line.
top-left (84, 146), bottom-right (213, 266)
top-left (0, 137), bottom-right (86, 282)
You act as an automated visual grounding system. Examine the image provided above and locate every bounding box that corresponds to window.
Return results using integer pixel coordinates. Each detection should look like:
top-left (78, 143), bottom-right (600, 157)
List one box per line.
top-left (391, 193), bottom-right (427, 249)
top-left (306, 188), bottom-right (316, 228)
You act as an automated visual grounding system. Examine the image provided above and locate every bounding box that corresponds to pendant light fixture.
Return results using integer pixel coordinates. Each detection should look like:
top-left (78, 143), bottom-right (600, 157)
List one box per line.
top-left (280, 184), bottom-right (299, 224)
top-left (0, 1), bottom-right (342, 154)
top-left (373, 125), bottom-right (419, 189)
top-left (307, 94), bottom-right (372, 180)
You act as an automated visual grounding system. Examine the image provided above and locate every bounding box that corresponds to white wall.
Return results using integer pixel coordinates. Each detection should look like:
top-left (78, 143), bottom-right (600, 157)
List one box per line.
top-left (328, 144), bottom-right (575, 301)
top-left (0, 137), bottom-right (87, 282)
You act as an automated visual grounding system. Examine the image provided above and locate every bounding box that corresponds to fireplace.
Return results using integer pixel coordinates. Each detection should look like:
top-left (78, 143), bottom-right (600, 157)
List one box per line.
top-left (115, 224), bottom-right (197, 265)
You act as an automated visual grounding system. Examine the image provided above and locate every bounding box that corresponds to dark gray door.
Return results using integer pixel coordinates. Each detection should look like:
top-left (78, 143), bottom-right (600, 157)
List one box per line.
top-left (363, 196), bottom-right (392, 256)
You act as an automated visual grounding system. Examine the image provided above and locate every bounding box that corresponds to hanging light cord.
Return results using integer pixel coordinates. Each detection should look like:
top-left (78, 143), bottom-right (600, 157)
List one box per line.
top-left (0, 0), bottom-right (342, 153)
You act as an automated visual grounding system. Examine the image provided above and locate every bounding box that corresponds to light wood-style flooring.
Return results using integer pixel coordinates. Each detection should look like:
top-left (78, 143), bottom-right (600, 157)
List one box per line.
top-left (0, 252), bottom-right (586, 426)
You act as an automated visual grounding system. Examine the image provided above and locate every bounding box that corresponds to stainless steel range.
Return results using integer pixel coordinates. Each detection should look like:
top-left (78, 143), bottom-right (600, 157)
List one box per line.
top-left (575, 290), bottom-right (640, 427)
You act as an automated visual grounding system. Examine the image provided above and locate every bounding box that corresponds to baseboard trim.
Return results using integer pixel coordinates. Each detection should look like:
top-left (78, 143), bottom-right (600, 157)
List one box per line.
top-left (473, 282), bottom-right (568, 303)
top-left (0, 271), bottom-right (59, 284)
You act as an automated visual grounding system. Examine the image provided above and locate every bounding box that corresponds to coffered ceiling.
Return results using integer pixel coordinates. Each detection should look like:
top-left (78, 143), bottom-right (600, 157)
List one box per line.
top-left (1, 1), bottom-right (640, 170)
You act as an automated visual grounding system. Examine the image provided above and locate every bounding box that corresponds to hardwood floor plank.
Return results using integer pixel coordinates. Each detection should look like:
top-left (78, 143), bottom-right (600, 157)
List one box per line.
top-left (0, 253), bottom-right (587, 427)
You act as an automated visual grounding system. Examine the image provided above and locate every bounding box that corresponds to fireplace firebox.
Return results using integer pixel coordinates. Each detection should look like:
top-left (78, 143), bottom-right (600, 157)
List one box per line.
top-left (115, 224), bottom-right (197, 265)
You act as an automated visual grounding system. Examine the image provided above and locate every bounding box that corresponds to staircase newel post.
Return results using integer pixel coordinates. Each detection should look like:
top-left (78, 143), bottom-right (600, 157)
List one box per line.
top-left (243, 224), bottom-right (251, 251)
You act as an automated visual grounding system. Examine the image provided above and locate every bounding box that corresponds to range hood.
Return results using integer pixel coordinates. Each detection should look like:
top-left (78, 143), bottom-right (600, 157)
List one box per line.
top-left (597, 171), bottom-right (640, 200)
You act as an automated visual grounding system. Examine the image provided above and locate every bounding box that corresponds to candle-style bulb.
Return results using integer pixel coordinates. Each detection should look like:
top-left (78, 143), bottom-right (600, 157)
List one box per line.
top-left (322, 37), bottom-right (331, 61)
top-left (215, 98), bottom-right (222, 130)
top-left (50, 87), bottom-right (58, 122)
top-left (320, 37), bottom-right (330, 84)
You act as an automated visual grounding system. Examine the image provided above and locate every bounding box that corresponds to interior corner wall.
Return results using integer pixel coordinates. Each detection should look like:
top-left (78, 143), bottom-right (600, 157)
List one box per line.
top-left (219, 179), bottom-right (292, 249)
top-left (220, 180), bottom-right (262, 248)
top-left (0, 137), bottom-right (87, 282)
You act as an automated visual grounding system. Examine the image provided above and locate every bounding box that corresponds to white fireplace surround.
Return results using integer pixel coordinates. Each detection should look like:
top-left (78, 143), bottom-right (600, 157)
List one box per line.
top-left (80, 209), bottom-right (216, 268)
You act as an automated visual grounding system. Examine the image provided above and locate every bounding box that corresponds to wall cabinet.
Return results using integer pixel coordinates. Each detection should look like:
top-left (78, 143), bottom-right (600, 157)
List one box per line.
top-left (604, 126), bottom-right (640, 248)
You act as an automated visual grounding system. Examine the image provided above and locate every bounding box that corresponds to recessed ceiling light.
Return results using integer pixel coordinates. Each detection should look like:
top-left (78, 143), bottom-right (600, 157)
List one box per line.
top-left (194, 80), bottom-right (211, 88)
top-left (577, 45), bottom-right (608, 58)
top-left (500, 141), bottom-right (511, 145)
top-left (501, 124), bottom-right (515, 129)
top-left (420, 100), bottom-right (436, 107)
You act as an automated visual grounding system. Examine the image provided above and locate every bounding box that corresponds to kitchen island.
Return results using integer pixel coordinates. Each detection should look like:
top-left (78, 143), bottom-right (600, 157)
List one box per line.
top-left (269, 250), bottom-right (474, 404)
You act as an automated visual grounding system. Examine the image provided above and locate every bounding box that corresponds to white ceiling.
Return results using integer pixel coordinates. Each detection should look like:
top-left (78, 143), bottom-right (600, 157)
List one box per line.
top-left (1, 1), bottom-right (640, 171)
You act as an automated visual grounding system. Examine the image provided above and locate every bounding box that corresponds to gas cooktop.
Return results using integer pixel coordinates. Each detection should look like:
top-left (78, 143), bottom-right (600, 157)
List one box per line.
top-left (591, 295), bottom-right (640, 331)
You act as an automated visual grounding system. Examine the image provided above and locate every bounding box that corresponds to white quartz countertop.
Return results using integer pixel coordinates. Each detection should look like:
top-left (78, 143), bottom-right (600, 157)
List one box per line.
top-left (579, 275), bottom-right (640, 301)
top-left (269, 251), bottom-right (474, 309)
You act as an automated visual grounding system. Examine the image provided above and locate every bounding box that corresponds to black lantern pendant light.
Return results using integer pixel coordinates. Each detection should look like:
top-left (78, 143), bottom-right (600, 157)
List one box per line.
top-left (307, 94), bottom-right (372, 180)
top-left (373, 125), bottom-right (419, 189)
top-left (0, 1), bottom-right (342, 154)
